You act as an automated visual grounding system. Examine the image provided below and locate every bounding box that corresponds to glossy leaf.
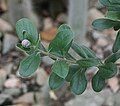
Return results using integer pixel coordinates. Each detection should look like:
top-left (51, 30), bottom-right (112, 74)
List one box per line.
top-left (98, 63), bottom-right (117, 79)
top-left (16, 18), bottom-right (38, 44)
top-left (70, 69), bottom-right (87, 95)
top-left (112, 31), bottom-right (120, 53)
top-left (66, 64), bottom-right (80, 82)
top-left (92, 73), bottom-right (105, 92)
top-left (52, 60), bottom-right (69, 79)
top-left (71, 42), bottom-right (96, 58)
top-left (77, 58), bottom-right (101, 68)
top-left (48, 24), bottom-right (74, 57)
top-left (105, 50), bottom-right (120, 63)
top-left (49, 72), bottom-right (64, 90)
top-left (18, 53), bottom-right (41, 78)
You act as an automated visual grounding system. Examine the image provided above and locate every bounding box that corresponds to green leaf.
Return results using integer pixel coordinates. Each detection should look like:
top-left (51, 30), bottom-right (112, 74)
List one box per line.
top-left (58, 24), bottom-right (72, 32)
top-left (92, 73), bottom-right (105, 92)
top-left (71, 42), bottom-right (96, 58)
top-left (48, 24), bottom-right (74, 57)
top-left (112, 31), bottom-right (120, 53)
top-left (65, 53), bottom-right (76, 61)
top-left (18, 53), bottom-right (41, 78)
top-left (16, 43), bottom-right (30, 52)
top-left (66, 64), bottom-right (80, 82)
top-left (16, 43), bottom-right (35, 55)
top-left (35, 39), bottom-right (41, 50)
top-left (92, 18), bottom-right (118, 30)
top-left (109, 0), bottom-right (120, 4)
top-left (49, 72), bottom-right (65, 90)
top-left (99, 0), bottom-right (120, 11)
top-left (99, 0), bottom-right (111, 6)
top-left (77, 58), bottom-right (101, 68)
top-left (98, 63), bottom-right (117, 79)
top-left (52, 60), bottom-right (69, 79)
top-left (105, 50), bottom-right (120, 63)
top-left (16, 18), bottom-right (38, 44)
top-left (108, 5), bottom-right (120, 11)
top-left (70, 69), bottom-right (87, 95)
top-left (106, 11), bottom-right (120, 20)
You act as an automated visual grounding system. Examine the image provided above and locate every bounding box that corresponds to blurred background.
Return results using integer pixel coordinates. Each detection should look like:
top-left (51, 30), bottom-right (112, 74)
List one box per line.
top-left (0, 0), bottom-right (120, 106)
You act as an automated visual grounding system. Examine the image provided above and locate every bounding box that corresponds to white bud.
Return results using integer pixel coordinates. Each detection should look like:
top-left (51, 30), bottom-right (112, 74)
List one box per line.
top-left (21, 39), bottom-right (31, 47)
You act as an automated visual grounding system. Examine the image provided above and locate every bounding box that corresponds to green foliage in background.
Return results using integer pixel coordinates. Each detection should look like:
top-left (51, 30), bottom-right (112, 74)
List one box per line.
top-left (16, 0), bottom-right (120, 95)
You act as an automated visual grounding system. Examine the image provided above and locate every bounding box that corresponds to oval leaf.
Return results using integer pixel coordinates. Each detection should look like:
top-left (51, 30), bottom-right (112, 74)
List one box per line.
top-left (98, 63), bottom-right (117, 79)
top-left (52, 60), bottom-right (69, 79)
top-left (49, 72), bottom-right (64, 90)
top-left (48, 24), bottom-right (74, 57)
top-left (71, 42), bottom-right (96, 58)
top-left (92, 18), bottom-right (117, 30)
top-left (70, 69), bottom-right (87, 95)
top-left (16, 18), bottom-right (38, 43)
top-left (18, 53), bottom-right (41, 78)
top-left (66, 64), bottom-right (80, 82)
top-left (92, 73), bottom-right (105, 92)
top-left (77, 58), bottom-right (102, 68)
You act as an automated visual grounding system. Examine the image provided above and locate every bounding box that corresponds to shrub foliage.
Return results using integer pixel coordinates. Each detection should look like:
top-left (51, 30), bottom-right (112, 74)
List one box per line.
top-left (16, 0), bottom-right (120, 95)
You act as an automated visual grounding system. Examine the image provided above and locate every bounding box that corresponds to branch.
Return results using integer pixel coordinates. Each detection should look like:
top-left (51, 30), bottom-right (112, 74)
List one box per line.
top-left (39, 50), bottom-right (76, 64)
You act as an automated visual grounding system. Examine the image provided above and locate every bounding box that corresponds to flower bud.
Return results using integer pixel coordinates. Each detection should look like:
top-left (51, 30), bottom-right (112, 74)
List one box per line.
top-left (21, 39), bottom-right (31, 47)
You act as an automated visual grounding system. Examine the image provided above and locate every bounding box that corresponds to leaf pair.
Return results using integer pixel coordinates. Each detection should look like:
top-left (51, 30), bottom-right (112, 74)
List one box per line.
top-left (49, 60), bottom-right (68, 90)
top-left (16, 18), bottom-right (42, 78)
top-left (66, 65), bottom-right (87, 95)
top-left (93, 0), bottom-right (120, 31)
top-left (93, 0), bottom-right (120, 55)
top-left (49, 61), bottom-right (87, 95)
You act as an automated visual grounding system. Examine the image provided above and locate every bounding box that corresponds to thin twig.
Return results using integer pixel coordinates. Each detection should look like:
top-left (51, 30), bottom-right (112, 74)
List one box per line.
top-left (39, 50), bottom-right (76, 64)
